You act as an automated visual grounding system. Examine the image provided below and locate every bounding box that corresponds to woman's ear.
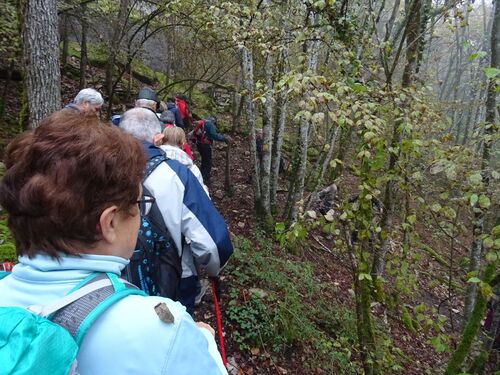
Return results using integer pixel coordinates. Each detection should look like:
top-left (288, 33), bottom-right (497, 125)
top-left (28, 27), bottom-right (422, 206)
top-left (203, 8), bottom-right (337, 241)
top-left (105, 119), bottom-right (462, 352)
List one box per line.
top-left (98, 205), bottom-right (119, 244)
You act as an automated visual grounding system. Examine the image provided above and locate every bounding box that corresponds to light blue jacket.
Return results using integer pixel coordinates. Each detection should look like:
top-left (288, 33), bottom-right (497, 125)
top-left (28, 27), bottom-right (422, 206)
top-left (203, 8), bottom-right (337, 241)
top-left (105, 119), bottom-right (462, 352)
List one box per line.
top-left (0, 254), bottom-right (227, 375)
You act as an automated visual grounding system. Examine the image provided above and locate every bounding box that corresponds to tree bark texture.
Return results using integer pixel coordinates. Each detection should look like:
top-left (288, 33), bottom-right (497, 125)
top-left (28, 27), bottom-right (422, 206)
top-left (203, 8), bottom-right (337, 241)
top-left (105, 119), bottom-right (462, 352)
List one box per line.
top-left (105, 0), bottom-right (130, 115)
top-left (260, 0), bottom-right (274, 217)
top-left (21, 0), bottom-right (61, 128)
top-left (241, 46), bottom-right (262, 207)
top-left (288, 11), bottom-right (320, 222)
top-left (446, 262), bottom-right (498, 374)
top-left (270, 12), bottom-right (291, 211)
top-left (79, 3), bottom-right (88, 90)
top-left (61, 14), bottom-right (69, 70)
top-left (401, 0), bottom-right (422, 87)
top-left (270, 84), bottom-right (287, 210)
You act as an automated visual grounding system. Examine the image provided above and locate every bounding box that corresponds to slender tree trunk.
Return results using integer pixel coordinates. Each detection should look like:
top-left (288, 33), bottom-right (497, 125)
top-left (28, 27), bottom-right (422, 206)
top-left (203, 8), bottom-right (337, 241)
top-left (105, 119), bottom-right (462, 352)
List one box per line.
top-left (61, 14), bottom-right (69, 70)
top-left (270, 14), bottom-right (291, 211)
top-left (401, 0), bottom-right (422, 86)
top-left (232, 92), bottom-right (244, 133)
top-left (241, 46), bottom-right (261, 209)
top-left (105, 0), bottom-right (130, 117)
top-left (446, 262), bottom-right (498, 374)
top-left (79, 4), bottom-right (88, 90)
top-left (372, 0), bottom-right (423, 295)
top-left (270, 89), bottom-right (287, 211)
top-left (288, 11), bottom-right (320, 223)
top-left (260, 0), bottom-right (274, 218)
top-left (21, 0), bottom-right (61, 127)
top-left (464, 0), bottom-right (499, 321)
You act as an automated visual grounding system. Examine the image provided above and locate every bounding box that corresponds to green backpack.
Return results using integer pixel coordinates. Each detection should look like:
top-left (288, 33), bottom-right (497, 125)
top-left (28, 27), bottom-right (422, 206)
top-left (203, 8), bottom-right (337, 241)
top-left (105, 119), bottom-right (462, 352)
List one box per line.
top-left (0, 272), bottom-right (146, 375)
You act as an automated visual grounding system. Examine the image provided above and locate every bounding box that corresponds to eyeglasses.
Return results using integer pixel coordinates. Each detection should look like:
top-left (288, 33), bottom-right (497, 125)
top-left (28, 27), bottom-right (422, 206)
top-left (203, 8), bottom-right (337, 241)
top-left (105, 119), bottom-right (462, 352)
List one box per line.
top-left (136, 195), bottom-right (155, 216)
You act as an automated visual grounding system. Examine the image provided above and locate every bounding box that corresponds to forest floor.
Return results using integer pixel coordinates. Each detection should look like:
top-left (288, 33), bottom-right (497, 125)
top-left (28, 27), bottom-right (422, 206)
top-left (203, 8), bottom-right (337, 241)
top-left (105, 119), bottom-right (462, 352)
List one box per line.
top-left (192, 136), bottom-right (460, 374)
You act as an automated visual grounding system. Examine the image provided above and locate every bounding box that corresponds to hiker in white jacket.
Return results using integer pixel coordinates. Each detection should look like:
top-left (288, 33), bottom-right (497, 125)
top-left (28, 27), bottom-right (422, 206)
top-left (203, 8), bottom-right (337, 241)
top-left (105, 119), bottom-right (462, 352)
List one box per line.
top-left (159, 125), bottom-right (212, 310)
top-left (160, 125), bottom-right (209, 196)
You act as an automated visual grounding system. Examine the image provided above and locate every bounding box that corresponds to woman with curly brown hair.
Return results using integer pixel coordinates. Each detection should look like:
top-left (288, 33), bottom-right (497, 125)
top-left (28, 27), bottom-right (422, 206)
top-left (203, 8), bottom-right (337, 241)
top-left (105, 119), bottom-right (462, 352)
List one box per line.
top-left (0, 111), bottom-right (226, 374)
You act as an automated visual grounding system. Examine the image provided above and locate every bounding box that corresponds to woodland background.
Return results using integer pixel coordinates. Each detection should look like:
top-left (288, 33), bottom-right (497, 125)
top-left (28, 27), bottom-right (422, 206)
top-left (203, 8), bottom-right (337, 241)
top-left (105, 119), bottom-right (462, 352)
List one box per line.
top-left (0, 0), bottom-right (499, 374)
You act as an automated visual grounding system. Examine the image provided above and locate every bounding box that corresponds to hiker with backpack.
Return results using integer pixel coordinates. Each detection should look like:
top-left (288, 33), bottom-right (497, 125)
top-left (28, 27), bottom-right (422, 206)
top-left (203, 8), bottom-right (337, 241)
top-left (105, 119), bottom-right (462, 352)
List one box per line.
top-left (0, 110), bottom-right (227, 374)
top-left (159, 125), bottom-right (212, 306)
top-left (166, 97), bottom-right (184, 129)
top-left (190, 116), bottom-right (232, 187)
top-left (175, 94), bottom-right (192, 128)
top-left (120, 108), bottom-right (233, 315)
top-left (160, 110), bottom-right (195, 160)
top-left (160, 125), bottom-right (207, 194)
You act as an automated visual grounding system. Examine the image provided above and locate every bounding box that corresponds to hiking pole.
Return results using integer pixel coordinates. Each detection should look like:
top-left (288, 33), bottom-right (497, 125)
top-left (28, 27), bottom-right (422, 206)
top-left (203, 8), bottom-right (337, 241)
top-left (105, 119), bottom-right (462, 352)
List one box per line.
top-left (224, 142), bottom-right (234, 196)
top-left (211, 278), bottom-right (227, 367)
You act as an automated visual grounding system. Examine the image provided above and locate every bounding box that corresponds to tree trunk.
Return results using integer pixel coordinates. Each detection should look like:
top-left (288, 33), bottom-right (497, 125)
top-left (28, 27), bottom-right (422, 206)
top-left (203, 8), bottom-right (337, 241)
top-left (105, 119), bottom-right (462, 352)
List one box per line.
top-left (260, 52), bottom-right (274, 217)
top-left (61, 14), bottom-right (69, 70)
top-left (270, 13), bottom-right (291, 212)
top-left (231, 92), bottom-right (244, 133)
top-left (288, 11), bottom-right (320, 223)
top-left (79, 3), bottom-right (88, 90)
top-left (372, 0), bottom-right (424, 296)
top-left (446, 262), bottom-right (498, 374)
top-left (241, 46), bottom-right (261, 209)
top-left (270, 87), bottom-right (287, 211)
top-left (105, 0), bottom-right (130, 117)
top-left (464, 0), bottom-right (499, 322)
top-left (401, 0), bottom-right (422, 87)
top-left (259, 0), bottom-right (274, 218)
top-left (21, 0), bottom-right (61, 128)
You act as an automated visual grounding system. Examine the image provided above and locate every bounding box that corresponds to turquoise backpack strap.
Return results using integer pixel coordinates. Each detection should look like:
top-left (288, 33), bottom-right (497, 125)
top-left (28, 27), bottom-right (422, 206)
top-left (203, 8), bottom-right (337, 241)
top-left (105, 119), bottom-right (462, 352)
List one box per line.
top-left (47, 273), bottom-right (146, 346)
top-left (0, 272), bottom-right (9, 280)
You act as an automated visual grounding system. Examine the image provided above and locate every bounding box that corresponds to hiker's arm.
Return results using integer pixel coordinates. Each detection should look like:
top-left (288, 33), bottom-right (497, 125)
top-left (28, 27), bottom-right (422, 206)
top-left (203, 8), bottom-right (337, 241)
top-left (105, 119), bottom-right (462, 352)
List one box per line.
top-left (148, 160), bottom-right (232, 275)
top-left (160, 303), bottom-right (227, 374)
top-left (205, 121), bottom-right (226, 142)
top-left (178, 167), bottom-right (232, 276)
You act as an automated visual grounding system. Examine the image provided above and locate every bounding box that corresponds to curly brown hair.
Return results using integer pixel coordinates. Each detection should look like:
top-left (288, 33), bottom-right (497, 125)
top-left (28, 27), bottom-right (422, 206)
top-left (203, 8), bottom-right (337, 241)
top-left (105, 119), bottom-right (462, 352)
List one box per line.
top-left (0, 110), bottom-right (146, 258)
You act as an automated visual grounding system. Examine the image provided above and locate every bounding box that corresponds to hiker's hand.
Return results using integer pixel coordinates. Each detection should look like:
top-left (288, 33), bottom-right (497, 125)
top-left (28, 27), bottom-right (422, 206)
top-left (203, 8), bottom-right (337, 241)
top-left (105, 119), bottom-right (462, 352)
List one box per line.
top-left (196, 321), bottom-right (215, 337)
top-left (224, 135), bottom-right (233, 144)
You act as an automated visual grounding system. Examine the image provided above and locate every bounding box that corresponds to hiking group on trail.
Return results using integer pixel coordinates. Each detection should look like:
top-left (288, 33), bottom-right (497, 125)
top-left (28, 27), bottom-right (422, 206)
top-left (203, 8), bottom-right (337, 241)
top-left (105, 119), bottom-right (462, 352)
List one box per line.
top-left (0, 87), bottom-right (233, 374)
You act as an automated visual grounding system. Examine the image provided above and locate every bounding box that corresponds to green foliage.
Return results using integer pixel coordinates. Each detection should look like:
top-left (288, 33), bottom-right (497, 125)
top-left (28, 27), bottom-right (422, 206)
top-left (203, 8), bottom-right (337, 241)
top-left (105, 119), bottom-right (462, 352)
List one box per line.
top-left (275, 221), bottom-right (308, 254)
top-left (0, 0), bottom-right (20, 64)
top-left (0, 166), bottom-right (16, 262)
top-left (0, 219), bottom-right (16, 262)
top-left (227, 234), bottom-right (358, 373)
top-left (65, 41), bottom-right (109, 67)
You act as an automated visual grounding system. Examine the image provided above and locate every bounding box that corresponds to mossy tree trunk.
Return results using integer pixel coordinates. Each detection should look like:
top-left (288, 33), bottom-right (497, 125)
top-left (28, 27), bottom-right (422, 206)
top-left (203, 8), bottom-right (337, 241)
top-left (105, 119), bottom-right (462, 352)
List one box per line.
top-left (445, 262), bottom-right (498, 375)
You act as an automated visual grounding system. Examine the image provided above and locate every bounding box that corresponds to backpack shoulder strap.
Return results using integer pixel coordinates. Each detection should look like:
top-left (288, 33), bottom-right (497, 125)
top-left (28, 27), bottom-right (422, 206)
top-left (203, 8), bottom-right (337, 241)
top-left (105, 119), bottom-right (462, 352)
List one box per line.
top-left (32, 273), bottom-right (146, 346)
top-left (144, 153), bottom-right (168, 182)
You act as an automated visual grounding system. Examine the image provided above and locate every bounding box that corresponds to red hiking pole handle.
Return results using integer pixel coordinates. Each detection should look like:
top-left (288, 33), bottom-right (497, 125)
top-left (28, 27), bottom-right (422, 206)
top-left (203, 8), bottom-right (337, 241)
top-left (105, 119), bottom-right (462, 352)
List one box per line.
top-left (211, 278), bottom-right (227, 367)
top-left (1, 262), bottom-right (13, 272)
